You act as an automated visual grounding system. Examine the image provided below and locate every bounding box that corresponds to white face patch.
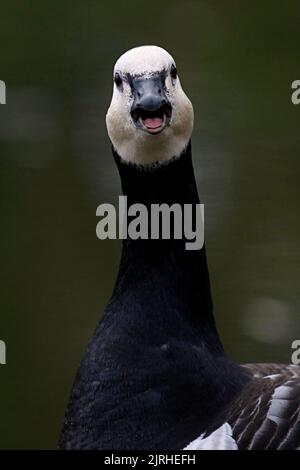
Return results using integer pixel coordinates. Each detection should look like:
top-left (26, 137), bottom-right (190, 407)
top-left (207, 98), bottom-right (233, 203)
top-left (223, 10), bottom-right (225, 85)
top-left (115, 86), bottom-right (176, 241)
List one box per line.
top-left (106, 46), bottom-right (194, 165)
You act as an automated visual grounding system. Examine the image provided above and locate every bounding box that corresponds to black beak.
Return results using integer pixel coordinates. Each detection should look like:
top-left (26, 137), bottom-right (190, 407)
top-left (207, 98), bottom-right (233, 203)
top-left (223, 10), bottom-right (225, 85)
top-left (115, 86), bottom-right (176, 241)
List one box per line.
top-left (130, 75), bottom-right (172, 133)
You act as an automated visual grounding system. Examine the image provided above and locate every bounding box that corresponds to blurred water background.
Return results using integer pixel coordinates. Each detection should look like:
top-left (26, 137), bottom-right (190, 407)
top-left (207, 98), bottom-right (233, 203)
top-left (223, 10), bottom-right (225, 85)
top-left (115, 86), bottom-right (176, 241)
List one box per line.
top-left (0, 0), bottom-right (299, 449)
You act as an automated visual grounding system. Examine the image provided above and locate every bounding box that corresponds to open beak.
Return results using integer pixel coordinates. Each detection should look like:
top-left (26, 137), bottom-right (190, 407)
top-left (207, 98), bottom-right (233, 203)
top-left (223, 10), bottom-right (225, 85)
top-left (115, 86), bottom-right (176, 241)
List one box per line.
top-left (130, 75), bottom-right (172, 134)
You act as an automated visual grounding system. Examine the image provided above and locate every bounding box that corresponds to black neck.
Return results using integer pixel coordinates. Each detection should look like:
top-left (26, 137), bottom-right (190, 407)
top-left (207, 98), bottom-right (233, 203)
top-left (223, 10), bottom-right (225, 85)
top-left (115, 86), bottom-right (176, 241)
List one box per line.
top-left (112, 142), bottom-right (224, 353)
top-left (60, 142), bottom-right (250, 451)
top-left (114, 141), bottom-right (198, 206)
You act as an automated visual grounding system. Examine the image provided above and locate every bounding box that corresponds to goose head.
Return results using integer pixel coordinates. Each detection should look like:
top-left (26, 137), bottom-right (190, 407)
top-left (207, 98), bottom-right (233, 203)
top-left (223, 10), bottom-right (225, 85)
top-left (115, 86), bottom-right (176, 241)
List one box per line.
top-left (106, 45), bottom-right (194, 165)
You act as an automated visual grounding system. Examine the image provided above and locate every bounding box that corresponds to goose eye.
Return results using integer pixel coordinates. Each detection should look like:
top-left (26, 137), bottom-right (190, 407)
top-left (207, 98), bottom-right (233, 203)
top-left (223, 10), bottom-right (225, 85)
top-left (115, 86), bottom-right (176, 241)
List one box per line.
top-left (170, 64), bottom-right (178, 80)
top-left (114, 72), bottom-right (122, 87)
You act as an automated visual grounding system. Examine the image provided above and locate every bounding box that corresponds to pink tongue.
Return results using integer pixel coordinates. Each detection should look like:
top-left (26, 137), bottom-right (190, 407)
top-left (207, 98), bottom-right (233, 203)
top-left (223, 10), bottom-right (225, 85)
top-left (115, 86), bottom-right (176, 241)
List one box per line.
top-left (144, 117), bottom-right (163, 129)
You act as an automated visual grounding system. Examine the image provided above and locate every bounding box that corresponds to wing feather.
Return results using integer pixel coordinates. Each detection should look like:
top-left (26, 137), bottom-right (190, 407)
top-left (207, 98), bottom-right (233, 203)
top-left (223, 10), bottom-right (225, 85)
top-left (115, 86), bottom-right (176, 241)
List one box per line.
top-left (226, 364), bottom-right (300, 449)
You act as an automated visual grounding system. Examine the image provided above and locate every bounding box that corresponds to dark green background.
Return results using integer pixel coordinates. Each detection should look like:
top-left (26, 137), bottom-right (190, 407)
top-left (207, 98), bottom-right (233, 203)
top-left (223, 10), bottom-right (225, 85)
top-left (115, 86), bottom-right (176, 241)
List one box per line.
top-left (0, 0), bottom-right (299, 449)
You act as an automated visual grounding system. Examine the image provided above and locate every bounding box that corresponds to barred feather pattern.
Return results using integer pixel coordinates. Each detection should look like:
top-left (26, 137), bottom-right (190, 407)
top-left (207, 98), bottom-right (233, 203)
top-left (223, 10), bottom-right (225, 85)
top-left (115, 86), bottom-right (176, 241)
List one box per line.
top-left (226, 363), bottom-right (300, 450)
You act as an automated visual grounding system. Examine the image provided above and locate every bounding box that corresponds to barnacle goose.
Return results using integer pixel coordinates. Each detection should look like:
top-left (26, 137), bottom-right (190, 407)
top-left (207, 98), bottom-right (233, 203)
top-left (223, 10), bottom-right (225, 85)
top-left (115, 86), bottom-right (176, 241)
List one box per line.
top-left (60, 46), bottom-right (300, 450)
